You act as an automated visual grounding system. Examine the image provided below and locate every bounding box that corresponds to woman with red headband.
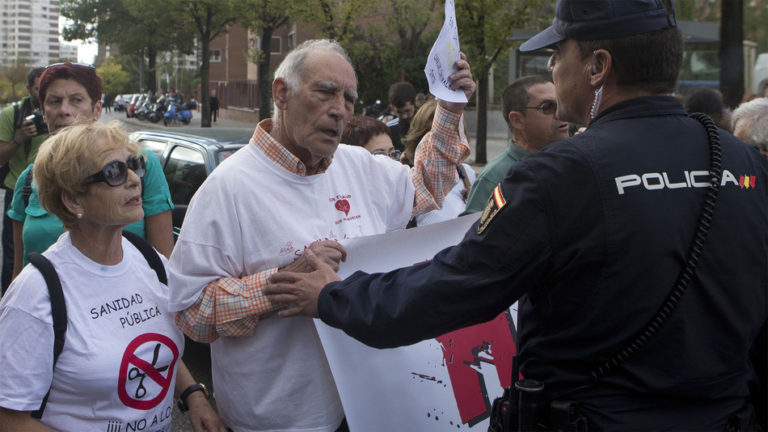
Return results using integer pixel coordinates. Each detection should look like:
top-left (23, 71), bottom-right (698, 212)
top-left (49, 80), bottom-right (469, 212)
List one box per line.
top-left (7, 63), bottom-right (175, 280)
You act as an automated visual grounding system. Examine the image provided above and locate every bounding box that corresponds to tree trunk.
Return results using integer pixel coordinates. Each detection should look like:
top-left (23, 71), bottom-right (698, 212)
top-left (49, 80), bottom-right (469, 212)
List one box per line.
top-left (720, 0), bottom-right (744, 108)
top-left (258, 27), bottom-right (274, 121)
top-left (475, 75), bottom-right (488, 165)
top-left (200, 35), bottom-right (212, 128)
top-left (147, 47), bottom-right (157, 95)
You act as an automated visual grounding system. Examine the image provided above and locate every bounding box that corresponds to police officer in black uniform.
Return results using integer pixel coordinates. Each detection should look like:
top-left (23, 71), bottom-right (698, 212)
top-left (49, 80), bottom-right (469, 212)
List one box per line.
top-left (265, 0), bottom-right (768, 430)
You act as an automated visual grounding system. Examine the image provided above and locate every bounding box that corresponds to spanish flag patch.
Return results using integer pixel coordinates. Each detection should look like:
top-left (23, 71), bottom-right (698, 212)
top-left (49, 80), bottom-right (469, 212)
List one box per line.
top-left (477, 184), bottom-right (507, 234)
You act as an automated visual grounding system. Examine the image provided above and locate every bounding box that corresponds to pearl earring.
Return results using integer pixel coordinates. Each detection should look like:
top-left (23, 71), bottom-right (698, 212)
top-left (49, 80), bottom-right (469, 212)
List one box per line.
top-left (76, 213), bottom-right (83, 219)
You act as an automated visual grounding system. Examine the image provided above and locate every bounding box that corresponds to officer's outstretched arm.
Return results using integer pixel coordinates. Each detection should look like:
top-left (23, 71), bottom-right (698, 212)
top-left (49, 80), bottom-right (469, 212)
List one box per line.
top-left (319, 200), bottom-right (550, 349)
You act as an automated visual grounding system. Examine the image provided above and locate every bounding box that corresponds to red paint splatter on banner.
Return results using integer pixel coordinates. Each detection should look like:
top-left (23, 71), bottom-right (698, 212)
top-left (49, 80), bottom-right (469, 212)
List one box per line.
top-left (435, 311), bottom-right (516, 426)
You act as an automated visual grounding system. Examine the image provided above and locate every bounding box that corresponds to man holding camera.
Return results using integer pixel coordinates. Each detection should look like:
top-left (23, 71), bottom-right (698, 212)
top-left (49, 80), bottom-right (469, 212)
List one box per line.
top-left (0, 67), bottom-right (48, 293)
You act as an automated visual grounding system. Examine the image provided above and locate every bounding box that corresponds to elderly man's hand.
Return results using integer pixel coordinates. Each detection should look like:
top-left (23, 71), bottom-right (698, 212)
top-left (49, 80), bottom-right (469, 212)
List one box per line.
top-left (279, 240), bottom-right (346, 273)
top-left (439, 52), bottom-right (476, 114)
top-left (266, 251), bottom-right (341, 318)
top-left (186, 392), bottom-right (228, 432)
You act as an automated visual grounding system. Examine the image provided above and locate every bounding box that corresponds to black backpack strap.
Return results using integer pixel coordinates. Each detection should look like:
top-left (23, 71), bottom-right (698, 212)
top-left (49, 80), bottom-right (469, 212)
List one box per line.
top-left (12, 101), bottom-right (21, 130)
top-left (11, 99), bottom-right (33, 157)
top-left (122, 230), bottom-right (167, 285)
top-left (27, 252), bottom-right (67, 419)
top-left (12, 98), bottom-right (31, 130)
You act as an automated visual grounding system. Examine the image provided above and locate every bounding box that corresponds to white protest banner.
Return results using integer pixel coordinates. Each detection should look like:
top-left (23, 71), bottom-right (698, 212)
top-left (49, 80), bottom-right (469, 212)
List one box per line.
top-left (424, 0), bottom-right (467, 103)
top-left (315, 213), bottom-right (519, 431)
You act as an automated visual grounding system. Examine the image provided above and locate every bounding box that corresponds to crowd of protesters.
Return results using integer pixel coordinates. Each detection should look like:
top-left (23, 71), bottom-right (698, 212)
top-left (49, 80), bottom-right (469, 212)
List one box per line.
top-left (1, 0), bottom-right (768, 429)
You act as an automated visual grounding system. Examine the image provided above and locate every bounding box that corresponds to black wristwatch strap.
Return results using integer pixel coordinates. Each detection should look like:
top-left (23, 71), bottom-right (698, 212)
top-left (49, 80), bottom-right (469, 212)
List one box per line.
top-left (177, 383), bottom-right (210, 412)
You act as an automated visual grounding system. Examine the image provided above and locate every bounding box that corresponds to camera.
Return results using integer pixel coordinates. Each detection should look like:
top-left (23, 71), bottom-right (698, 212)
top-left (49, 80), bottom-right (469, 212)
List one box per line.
top-left (24, 109), bottom-right (48, 135)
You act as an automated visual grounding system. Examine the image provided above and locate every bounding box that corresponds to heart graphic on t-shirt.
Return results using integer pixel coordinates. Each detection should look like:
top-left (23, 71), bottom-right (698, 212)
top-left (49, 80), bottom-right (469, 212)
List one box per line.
top-left (335, 199), bottom-right (350, 216)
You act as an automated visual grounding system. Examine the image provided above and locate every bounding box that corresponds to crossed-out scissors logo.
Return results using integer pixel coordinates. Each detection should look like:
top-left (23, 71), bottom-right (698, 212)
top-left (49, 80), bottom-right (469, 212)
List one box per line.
top-left (118, 333), bottom-right (179, 410)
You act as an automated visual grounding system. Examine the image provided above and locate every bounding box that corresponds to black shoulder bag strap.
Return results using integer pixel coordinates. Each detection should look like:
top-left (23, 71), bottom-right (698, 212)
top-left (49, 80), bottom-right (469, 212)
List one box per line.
top-left (12, 98), bottom-right (32, 153)
top-left (12, 99), bottom-right (27, 130)
top-left (121, 230), bottom-right (167, 285)
top-left (27, 252), bottom-right (67, 420)
top-left (0, 101), bottom-right (29, 187)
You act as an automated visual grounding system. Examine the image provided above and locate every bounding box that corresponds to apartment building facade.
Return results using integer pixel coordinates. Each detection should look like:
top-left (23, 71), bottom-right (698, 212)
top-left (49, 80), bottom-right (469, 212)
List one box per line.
top-left (207, 22), bottom-right (317, 122)
top-left (0, 0), bottom-right (62, 68)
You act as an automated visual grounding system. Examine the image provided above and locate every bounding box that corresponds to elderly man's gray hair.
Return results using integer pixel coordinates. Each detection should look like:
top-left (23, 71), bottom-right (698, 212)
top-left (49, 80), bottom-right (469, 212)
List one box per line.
top-left (731, 97), bottom-right (768, 151)
top-left (272, 39), bottom-right (356, 123)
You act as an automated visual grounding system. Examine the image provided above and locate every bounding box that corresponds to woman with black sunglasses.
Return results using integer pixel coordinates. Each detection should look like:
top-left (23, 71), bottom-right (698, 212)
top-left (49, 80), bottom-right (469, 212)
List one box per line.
top-left (6, 62), bottom-right (175, 281)
top-left (0, 122), bottom-right (226, 430)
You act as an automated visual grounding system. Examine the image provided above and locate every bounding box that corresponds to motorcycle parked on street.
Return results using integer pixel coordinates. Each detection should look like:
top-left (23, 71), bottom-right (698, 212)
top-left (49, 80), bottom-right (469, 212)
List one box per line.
top-left (163, 101), bottom-right (193, 126)
top-left (148, 95), bottom-right (169, 123)
top-left (134, 94), bottom-right (155, 121)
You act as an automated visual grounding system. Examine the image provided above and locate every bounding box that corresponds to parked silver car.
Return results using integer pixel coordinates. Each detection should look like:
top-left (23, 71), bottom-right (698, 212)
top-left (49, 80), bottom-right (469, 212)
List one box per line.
top-left (130, 130), bottom-right (249, 238)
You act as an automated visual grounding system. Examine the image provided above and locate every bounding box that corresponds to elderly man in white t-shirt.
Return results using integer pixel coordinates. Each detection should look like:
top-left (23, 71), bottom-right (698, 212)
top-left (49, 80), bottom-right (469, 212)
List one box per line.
top-left (167, 39), bottom-right (475, 432)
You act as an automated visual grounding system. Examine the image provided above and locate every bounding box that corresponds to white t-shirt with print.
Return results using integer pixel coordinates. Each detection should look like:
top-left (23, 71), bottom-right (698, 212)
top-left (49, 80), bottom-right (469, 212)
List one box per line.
top-left (168, 143), bottom-right (414, 432)
top-left (0, 232), bottom-right (184, 431)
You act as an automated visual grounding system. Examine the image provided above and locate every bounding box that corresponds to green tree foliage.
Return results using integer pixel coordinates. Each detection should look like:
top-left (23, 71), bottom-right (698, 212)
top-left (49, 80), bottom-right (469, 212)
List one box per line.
top-left (378, 0), bottom-right (441, 105)
top-left (179, 0), bottom-right (239, 127)
top-left (207, 0), bottom-right (442, 119)
top-left (61, 0), bottom-right (195, 94)
top-left (295, 0), bottom-right (368, 43)
top-left (0, 59), bottom-right (33, 104)
top-left (0, 78), bottom-right (12, 106)
top-left (156, 52), bottom-right (200, 97)
top-left (97, 57), bottom-right (132, 95)
top-left (455, 0), bottom-right (545, 163)
top-left (109, 53), bottom-right (145, 93)
top-left (743, 1), bottom-right (768, 53)
top-left (294, 0), bottom-right (442, 113)
top-left (239, 0), bottom-right (296, 120)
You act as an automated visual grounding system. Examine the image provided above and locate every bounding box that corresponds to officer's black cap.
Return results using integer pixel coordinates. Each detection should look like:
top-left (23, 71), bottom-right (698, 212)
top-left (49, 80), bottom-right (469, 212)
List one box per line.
top-left (519, 0), bottom-right (678, 52)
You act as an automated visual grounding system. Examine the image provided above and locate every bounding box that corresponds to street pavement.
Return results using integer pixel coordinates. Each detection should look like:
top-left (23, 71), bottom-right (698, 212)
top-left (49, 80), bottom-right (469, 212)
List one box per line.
top-left (0, 108), bottom-right (509, 431)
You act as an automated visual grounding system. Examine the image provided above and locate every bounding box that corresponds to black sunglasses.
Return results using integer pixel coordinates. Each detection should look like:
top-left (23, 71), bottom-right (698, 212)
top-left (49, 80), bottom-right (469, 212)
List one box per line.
top-left (513, 100), bottom-right (557, 116)
top-left (85, 155), bottom-right (146, 187)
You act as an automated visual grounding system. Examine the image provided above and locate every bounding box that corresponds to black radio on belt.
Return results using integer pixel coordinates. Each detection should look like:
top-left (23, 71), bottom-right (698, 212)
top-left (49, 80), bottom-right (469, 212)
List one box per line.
top-left (487, 356), bottom-right (587, 432)
top-left (488, 355), bottom-right (546, 432)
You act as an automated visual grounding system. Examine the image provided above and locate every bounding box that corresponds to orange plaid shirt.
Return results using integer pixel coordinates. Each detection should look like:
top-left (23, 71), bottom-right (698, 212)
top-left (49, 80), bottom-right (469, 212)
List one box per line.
top-left (176, 104), bottom-right (469, 342)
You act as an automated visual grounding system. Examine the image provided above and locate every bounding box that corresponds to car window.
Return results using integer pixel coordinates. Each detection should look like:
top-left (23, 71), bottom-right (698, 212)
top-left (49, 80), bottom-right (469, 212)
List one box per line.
top-left (164, 145), bottom-right (206, 206)
top-left (217, 149), bottom-right (239, 165)
top-left (138, 139), bottom-right (169, 163)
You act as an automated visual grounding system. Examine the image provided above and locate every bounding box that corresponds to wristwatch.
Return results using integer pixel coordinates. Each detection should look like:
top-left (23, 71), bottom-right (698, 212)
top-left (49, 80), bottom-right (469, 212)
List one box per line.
top-left (177, 383), bottom-right (210, 412)
top-left (11, 137), bottom-right (21, 147)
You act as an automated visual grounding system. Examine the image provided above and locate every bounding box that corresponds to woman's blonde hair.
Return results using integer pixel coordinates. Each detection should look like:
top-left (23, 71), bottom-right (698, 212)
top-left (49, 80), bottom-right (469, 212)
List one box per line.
top-left (34, 121), bottom-right (140, 230)
top-left (401, 100), bottom-right (437, 166)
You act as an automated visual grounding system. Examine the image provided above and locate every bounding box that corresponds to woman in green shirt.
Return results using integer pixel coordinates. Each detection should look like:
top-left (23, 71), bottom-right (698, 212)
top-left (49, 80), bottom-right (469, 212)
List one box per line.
top-left (7, 62), bottom-right (173, 278)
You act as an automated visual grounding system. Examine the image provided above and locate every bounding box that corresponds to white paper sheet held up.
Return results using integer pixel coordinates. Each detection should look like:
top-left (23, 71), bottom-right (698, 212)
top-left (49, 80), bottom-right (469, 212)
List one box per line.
top-left (424, 0), bottom-right (467, 103)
